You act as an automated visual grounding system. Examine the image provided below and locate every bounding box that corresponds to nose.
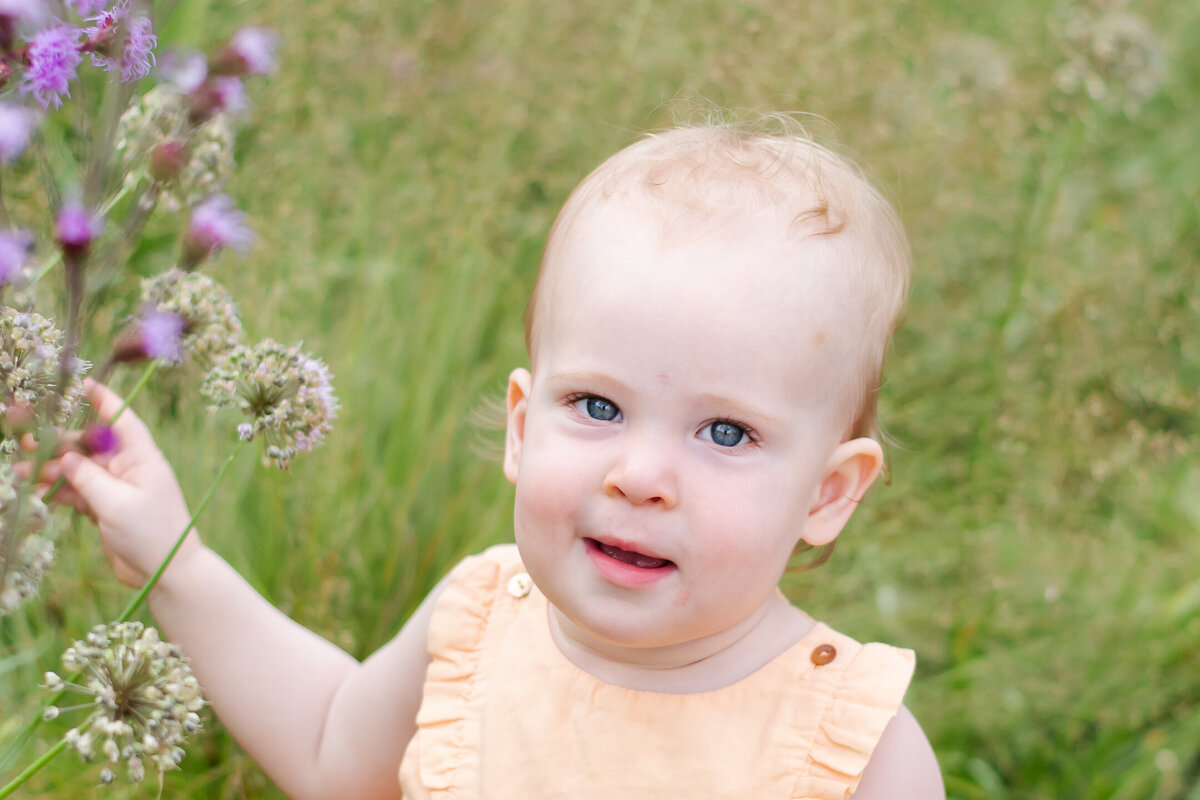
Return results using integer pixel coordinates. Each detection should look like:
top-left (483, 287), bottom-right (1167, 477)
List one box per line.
top-left (603, 431), bottom-right (679, 508)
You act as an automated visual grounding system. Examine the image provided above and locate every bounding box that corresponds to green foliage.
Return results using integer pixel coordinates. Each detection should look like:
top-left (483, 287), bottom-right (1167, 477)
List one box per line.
top-left (2, 0), bottom-right (1197, 796)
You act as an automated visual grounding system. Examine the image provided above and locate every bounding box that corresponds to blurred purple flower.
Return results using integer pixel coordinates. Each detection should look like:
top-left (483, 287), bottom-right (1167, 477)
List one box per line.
top-left (0, 104), bottom-right (38, 162)
top-left (227, 27), bottom-right (278, 75)
top-left (80, 423), bottom-right (118, 455)
top-left (138, 308), bottom-right (184, 362)
top-left (0, 0), bottom-right (46, 25)
top-left (65, 0), bottom-right (106, 16)
top-left (0, 229), bottom-right (31, 284)
top-left (55, 202), bottom-right (102, 250)
top-left (20, 23), bottom-right (83, 109)
top-left (209, 76), bottom-right (245, 112)
top-left (158, 49), bottom-right (206, 92)
top-left (84, 0), bottom-right (155, 83)
top-left (186, 194), bottom-right (252, 259)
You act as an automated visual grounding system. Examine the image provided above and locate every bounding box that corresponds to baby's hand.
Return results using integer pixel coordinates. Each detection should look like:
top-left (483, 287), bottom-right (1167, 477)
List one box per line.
top-left (33, 380), bottom-right (197, 588)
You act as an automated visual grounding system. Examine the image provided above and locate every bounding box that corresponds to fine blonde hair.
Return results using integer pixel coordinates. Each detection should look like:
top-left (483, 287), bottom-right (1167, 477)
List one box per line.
top-left (524, 117), bottom-right (911, 443)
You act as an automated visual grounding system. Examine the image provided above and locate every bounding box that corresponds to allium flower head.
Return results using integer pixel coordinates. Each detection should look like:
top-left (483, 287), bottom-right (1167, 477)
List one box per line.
top-left (1053, 2), bottom-right (1165, 114)
top-left (0, 229), bottom-right (32, 284)
top-left (225, 27), bottom-right (278, 75)
top-left (0, 306), bottom-right (89, 450)
top-left (184, 193), bottom-right (253, 263)
top-left (139, 268), bottom-right (242, 367)
top-left (20, 23), bottom-right (83, 109)
top-left (113, 85), bottom-right (235, 210)
top-left (83, 0), bottom-right (156, 83)
top-left (47, 621), bottom-right (205, 783)
top-left (202, 339), bottom-right (338, 469)
top-left (0, 104), bottom-right (39, 161)
top-left (0, 463), bottom-right (52, 615)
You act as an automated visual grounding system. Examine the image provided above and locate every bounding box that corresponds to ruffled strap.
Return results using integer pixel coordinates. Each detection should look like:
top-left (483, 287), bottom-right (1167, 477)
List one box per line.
top-left (403, 544), bottom-right (525, 797)
top-left (791, 628), bottom-right (915, 799)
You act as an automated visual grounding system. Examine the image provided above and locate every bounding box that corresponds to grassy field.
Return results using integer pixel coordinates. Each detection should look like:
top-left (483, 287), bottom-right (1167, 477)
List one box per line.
top-left (2, 0), bottom-right (1198, 797)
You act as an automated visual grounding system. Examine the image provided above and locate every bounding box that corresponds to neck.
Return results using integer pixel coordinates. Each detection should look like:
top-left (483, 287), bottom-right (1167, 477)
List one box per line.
top-left (546, 592), bottom-right (812, 694)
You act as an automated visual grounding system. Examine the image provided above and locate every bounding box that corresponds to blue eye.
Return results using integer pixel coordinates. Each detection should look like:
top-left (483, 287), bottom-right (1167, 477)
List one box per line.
top-left (708, 421), bottom-right (747, 447)
top-left (581, 396), bottom-right (619, 421)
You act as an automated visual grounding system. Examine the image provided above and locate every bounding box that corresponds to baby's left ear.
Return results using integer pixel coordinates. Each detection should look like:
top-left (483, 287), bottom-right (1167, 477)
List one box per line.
top-left (801, 438), bottom-right (884, 547)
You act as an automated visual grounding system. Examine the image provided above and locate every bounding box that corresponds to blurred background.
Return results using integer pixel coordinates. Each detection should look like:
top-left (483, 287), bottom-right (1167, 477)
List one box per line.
top-left (2, 0), bottom-right (1197, 796)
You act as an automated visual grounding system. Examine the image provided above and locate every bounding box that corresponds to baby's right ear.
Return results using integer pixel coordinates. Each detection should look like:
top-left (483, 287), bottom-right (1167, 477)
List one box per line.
top-left (503, 368), bottom-right (532, 484)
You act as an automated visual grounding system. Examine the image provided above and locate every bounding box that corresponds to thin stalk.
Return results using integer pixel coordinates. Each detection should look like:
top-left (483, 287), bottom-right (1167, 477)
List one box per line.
top-left (0, 738), bottom-right (68, 799)
top-left (41, 360), bottom-right (160, 505)
top-left (117, 438), bottom-right (245, 622)
top-left (0, 439), bottom-right (246, 792)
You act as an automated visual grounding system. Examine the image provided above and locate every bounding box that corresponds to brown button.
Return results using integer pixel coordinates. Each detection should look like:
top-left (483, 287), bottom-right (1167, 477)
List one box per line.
top-left (810, 644), bottom-right (837, 666)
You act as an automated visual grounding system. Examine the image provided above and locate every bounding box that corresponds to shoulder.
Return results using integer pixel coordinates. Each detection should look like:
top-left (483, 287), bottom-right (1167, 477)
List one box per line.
top-left (850, 705), bottom-right (945, 800)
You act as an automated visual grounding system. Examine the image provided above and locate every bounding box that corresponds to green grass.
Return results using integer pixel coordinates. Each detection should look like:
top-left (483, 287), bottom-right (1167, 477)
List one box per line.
top-left (1, 0), bottom-right (1198, 797)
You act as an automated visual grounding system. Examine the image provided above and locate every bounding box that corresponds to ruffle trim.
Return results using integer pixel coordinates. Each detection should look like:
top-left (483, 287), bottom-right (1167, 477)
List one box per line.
top-left (410, 545), bottom-right (523, 795)
top-left (793, 634), bottom-right (916, 799)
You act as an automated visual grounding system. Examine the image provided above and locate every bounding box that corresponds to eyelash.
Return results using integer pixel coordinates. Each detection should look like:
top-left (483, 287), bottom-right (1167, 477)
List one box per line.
top-left (560, 392), bottom-right (760, 447)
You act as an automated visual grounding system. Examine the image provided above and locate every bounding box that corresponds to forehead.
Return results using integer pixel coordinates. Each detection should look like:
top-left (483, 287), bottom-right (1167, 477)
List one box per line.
top-left (534, 200), bottom-right (858, 401)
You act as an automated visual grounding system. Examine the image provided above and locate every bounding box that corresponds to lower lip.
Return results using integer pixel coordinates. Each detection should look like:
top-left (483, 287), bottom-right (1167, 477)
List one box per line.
top-left (584, 539), bottom-right (676, 588)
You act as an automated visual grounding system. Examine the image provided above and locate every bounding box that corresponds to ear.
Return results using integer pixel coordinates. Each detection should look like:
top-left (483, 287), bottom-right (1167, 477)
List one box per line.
top-left (800, 438), bottom-right (884, 547)
top-left (503, 368), bottom-right (532, 484)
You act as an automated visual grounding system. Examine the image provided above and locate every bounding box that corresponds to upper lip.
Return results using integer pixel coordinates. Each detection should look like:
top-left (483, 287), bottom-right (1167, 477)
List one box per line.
top-left (588, 536), bottom-right (672, 562)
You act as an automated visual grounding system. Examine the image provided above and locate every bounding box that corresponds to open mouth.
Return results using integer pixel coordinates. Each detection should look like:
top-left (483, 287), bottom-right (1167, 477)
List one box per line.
top-left (586, 538), bottom-right (674, 570)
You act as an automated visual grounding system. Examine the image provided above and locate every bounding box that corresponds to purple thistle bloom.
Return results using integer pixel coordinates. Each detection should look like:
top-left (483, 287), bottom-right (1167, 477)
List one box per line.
top-left (84, 0), bottom-right (155, 83)
top-left (138, 308), bottom-right (185, 363)
top-left (55, 202), bottom-right (102, 249)
top-left (21, 23), bottom-right (83, 110)
top-left (80, 423), bottom-right (118, 455)
top-left (0, 104), bottom-right (38, 162)
top-left (227, 27), bottom-right (278, 75)
top-left (0, 0), bottom-right (46, 25)
top-left (209, 76), bottom-right (245, 112)
top-left (186, 194), bottom-right (253, 259)
top-left (158, 49), bottom-right (206, 92)
top-left (0, 229), bottom-right (31, 284)
top-left (65, 0), bottom-right (106, 16)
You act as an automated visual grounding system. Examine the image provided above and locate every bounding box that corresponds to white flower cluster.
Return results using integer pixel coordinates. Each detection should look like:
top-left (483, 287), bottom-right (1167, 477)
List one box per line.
top-left (0, 464), bottom-right (53, 615)
top-left (1053, 0), bottom-right (1166, 114)
top-left (46, 621), bottom-right (205, 785)
top-left (114, 85), bottom-right (236, 210)
top-left (139, 268), bottom-right (243, 368)
top-left (201, 338), bottom-right (338, 468)
top-left (0, 307), bottom-right (88, 453)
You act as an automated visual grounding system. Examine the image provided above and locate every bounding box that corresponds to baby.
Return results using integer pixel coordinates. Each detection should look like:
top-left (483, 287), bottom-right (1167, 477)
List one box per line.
top-left (50, 121), bottom-right (944, 799)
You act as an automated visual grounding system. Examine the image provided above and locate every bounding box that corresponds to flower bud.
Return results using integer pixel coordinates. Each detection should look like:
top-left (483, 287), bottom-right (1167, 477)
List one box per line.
top-left (148, 140), bottom-right (189, 183)
top-left (55, 202), bottom-right (103, 259)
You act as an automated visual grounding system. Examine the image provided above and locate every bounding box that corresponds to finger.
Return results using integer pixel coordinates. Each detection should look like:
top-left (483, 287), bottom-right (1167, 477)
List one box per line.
top-left (59, 451), bottom-right (126, 519)
top-left (84, 380), bottom-right (157, 454)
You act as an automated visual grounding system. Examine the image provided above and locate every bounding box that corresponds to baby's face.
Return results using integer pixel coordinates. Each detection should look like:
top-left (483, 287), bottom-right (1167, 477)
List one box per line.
top-left (506, 201), bottom-right (861, 651)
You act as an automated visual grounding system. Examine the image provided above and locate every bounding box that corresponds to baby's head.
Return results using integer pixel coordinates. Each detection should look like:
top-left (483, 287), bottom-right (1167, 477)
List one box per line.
top-left (524, 121), bottom-right (911, 443)
top-left (502, 120), bottom-right (912, 650)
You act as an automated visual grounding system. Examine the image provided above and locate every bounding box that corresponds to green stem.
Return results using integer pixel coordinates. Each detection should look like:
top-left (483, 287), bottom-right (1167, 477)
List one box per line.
top-left (117, 438), bottom-right (245, 622)
top-left (0, 739), bottom-right (68, 799)
top-left (0, 438), bottom-right (245, 792)
top-left (41, 360), bottom-right (160, 505)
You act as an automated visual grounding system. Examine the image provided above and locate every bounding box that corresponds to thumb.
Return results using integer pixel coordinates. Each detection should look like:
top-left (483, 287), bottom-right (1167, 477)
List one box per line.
top-left (60, 451), bottom-right (126, 517)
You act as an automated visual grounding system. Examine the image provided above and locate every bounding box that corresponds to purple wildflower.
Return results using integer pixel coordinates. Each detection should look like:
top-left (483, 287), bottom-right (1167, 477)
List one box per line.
top-left (65, 0), bottom-right (106, 16)
top-left (20, 23), bottom-right (83, 109)
top-left (209, 76), bottom-right (245, 112)
top-left (184, 194), bottom-right (252, 263)
top-left (158, 49), bottom-right (206, 92)
top-left (79, 423), bottom-right (118, 456)
top-left (0, 0), bottom-right (45, 26)
top-left (0, 104), bottom-right (37, 162)
top-left (137, 308), bottom-right (184, 362)
top-left (0, 229), bottom-right (31, 284)
top-left (83, 0), bottom-right (155, 83)
top-left (55, 202), bottom-right (102, 251)
top-left (226, 27), bottom-right (278, 75)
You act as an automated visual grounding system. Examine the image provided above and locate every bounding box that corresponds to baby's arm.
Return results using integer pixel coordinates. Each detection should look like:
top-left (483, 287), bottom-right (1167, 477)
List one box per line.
top-left (50, 381), bottom-right (433, 800)
top-left (851, 705), bottom-right (945, 800)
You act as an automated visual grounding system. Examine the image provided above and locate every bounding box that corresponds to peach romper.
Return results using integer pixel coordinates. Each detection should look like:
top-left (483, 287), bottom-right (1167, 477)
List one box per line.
top-left (399, 545), bottom-right (915, 799)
